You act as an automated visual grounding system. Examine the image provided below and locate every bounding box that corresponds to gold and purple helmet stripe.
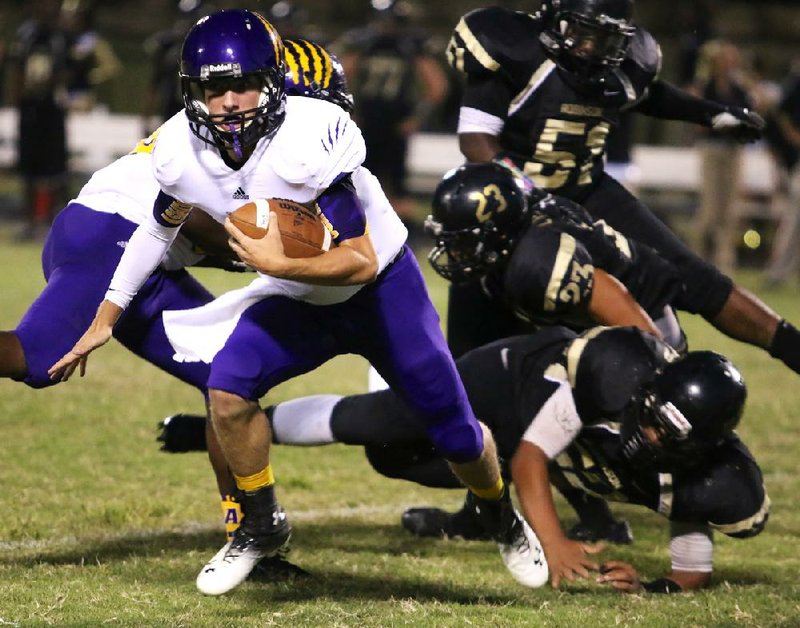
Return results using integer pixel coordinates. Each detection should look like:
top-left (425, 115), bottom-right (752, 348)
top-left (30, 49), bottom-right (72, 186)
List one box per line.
top-left (285, 39), bottom-right (334, 88)
top-left (254, 11), bottom-right (283, 61)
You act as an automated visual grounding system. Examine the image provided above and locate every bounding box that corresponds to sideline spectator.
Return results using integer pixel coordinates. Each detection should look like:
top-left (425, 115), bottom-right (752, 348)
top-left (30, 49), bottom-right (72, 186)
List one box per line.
top-left (140, 0), bottom-right (211, 136)
top-left (6, 0), bottom-right (69, 241)
top-left (691, 41), bottom-right (753, 275)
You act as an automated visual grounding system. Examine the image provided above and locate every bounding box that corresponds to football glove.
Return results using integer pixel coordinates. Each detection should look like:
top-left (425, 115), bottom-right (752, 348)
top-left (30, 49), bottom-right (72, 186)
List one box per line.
top-left (156, 414), bottom-right (208, 452)
top-left (710, 106), bottom-right (765, 143)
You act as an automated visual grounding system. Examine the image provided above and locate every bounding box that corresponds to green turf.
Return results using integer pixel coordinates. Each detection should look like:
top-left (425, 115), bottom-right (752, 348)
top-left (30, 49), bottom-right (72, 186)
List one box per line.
top-left (1, 224), bottom-right (799, 626)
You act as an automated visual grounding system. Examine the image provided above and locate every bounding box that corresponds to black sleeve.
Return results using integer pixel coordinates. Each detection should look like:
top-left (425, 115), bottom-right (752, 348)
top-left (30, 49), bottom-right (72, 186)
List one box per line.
top-left (631, 79), bottom-right (726, 126)
top-left (504, 226), bottom-right (595, 321)
top-left (671, 437), bottom-right (769, 538)
top-left (570, 327), bottom-right (669, 421)
top-left (461, 73), bottom-right (516, 119)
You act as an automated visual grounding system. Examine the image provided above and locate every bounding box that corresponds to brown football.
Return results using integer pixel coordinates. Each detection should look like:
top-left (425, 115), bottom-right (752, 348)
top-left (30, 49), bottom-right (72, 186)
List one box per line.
top-left (228, 198), bottom-right (332, 258)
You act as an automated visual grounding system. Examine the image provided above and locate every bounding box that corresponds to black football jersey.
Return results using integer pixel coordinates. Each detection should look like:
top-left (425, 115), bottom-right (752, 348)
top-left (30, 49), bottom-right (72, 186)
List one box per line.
top-left (553, 426), bottom-right (768, 534)
top-left (500, 194), bottom-right (682, 325)
top-left (447, 7), bottom-right (661, 198)
top-left (457, 326), bottom-right (767, 533)
top-left (457, 326), bottom-right (674, 450)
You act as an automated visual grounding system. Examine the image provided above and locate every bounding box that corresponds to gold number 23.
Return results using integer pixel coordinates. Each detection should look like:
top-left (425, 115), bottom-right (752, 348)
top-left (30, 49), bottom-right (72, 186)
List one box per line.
top-left (470, 184), bottom-right (508, 223)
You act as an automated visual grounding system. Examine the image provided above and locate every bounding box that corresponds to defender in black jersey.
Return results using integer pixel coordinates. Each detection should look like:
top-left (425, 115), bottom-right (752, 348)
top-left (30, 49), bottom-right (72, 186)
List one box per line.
top-left (445, 2), bottom-right (800, 376)
top-left (159, 326), bottom-right (768, 592)
top-left (428, 161), bottom-right (683, 358)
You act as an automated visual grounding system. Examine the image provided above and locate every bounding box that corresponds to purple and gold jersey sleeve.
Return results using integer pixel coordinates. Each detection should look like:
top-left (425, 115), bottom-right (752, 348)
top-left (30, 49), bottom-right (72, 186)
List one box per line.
top-left (504, 225), bottom-right (595, 322)
top-left (153, 190), bottom-right (192, 229)
top-left (316, 175), bottom-right (367, 244)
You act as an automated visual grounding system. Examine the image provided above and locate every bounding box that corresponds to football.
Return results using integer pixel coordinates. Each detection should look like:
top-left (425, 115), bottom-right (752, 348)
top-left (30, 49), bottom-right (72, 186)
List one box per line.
top-left (228, 198), bottom-right (332, 258)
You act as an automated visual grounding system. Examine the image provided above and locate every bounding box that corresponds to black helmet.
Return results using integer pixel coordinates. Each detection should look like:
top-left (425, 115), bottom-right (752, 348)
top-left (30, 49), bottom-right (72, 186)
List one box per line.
top-left (539, 0), bottom-right (635, 83)
top-left (425, 162), bottom-right (530, 283)
top-left (620, 351), bottom-right (747, 471)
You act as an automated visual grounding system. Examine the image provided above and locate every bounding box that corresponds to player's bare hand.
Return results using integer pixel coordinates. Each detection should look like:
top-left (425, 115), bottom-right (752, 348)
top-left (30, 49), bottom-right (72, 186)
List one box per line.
top-left (48, 325), bottom-right (113, 382)
top-left (225, 213), bottom-right (287, 276)
top-left (597, 560), bottom-right (642, 593)
top-left (546, 538), bottom-right (606, 589)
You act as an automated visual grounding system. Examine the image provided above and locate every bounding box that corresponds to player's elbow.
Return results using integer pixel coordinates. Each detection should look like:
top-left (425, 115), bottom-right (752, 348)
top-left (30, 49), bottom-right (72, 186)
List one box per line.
top-left (355, 256), bottom-right (379, 284)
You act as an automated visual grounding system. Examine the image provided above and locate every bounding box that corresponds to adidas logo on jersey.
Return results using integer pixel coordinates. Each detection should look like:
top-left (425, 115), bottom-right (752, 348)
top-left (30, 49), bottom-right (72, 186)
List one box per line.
top-left (232, 187), bottom-right (249, 200)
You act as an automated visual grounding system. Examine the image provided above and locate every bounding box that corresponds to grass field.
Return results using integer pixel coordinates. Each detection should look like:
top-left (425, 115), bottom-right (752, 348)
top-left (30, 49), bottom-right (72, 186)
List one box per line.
top-left (1, 223), bottom-right (800, 626)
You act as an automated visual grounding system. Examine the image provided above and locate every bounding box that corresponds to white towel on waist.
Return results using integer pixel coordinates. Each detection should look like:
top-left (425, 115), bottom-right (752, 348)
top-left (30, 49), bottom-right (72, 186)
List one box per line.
top-left (163, 275), bottom-right (365, 364)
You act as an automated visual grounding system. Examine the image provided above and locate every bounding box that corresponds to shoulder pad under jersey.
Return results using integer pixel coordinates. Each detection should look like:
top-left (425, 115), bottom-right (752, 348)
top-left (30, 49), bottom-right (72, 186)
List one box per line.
top-left (568, 327), bottom-right (676, 418)
top-left (151, 111), bottom-right (194, 193)
top-left (447, 7), bottom-right (543, 80)
top-left (271, 97), bottom-right (366, 196)
top-left (505, 226), bottom-right (595, 319)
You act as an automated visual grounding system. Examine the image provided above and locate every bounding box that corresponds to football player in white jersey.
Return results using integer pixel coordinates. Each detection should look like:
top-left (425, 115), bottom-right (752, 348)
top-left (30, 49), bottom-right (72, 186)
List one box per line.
top-left (0, 145), bottom-right (216, 395)
top-left (49, 10), bottom-right (547, 596)
top-left (0, 34), bottom-right (386, 580)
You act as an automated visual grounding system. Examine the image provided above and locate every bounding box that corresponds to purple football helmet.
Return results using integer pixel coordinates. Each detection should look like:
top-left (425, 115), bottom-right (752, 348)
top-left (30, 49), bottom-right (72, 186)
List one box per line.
top-left (180, 9), bottom-right (286, 156)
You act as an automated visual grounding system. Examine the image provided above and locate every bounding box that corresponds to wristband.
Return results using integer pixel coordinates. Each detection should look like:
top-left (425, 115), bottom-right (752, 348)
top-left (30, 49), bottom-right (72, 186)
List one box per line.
top-left (768, 320), bottom-right (800, 375)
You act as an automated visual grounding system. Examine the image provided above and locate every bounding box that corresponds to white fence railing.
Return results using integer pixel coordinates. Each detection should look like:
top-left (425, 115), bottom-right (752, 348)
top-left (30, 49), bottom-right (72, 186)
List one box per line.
top-left (0, 107), bottom-right (777, 198)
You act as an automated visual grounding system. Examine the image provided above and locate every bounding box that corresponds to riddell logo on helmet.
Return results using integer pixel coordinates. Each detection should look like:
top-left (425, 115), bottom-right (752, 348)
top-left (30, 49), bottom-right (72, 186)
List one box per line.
top-left (200, 63), bottom-right (242, 78)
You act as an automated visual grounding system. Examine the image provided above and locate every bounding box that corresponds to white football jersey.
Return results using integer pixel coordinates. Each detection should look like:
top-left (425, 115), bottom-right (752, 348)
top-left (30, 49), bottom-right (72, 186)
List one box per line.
top-left (152, 96), bottom-right (407, 304)
top-left (71, 145), bottom-right (205, 271)
top-left (72, 151), bottom-right (159, 226)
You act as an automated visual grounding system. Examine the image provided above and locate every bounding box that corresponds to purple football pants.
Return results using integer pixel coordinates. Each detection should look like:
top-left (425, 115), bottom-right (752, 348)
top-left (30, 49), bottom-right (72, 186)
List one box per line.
top-left (14, 203), bottom-right (212, 391)
top-left (209, 246), bottom-right (484, 462)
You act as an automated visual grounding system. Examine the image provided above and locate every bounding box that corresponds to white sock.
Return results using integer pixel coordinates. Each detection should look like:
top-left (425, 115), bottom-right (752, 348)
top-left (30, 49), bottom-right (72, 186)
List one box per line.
top-left (271, 394), bottom-right (342, 445)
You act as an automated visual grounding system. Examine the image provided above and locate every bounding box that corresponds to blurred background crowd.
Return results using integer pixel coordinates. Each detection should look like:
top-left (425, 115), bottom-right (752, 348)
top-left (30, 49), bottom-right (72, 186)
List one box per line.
top-left (1, 0), bottom-right (800, 285)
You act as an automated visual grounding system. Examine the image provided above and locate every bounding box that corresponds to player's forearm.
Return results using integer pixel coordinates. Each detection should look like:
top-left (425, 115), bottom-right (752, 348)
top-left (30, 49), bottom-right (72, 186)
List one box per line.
top-left (271, 237), bottom-right (378, 286)
top-left (93, 299), bottom-right (125, 331)
top-left (105, 219), bottom-right (178, 309)
top-left (588, 269), bottom-right (662, 338)
top-left (459, 132), bottom-right (501, 162)
top-left (511, 441), bottom-right (568, 550)
top-left (181, 209), bottom-right (236, 258)
top-left (632, 79), bottom-right (725, 125)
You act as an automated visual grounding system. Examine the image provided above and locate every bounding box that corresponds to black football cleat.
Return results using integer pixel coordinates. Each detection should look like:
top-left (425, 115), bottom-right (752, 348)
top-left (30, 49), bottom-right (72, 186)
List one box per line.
top-left (401, 503), bottom-right (491, 540)
top-left (567, 519), bottom-right (634, 545)
top-left (248, 555), bottom-right (311, 582)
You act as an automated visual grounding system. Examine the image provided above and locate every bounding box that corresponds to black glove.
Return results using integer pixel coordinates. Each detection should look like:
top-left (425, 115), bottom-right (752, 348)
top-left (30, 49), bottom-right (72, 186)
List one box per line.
top-left (710, 106), bottom-right (765, 143)
top-left (156, 414), bottom-right (208, 452)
